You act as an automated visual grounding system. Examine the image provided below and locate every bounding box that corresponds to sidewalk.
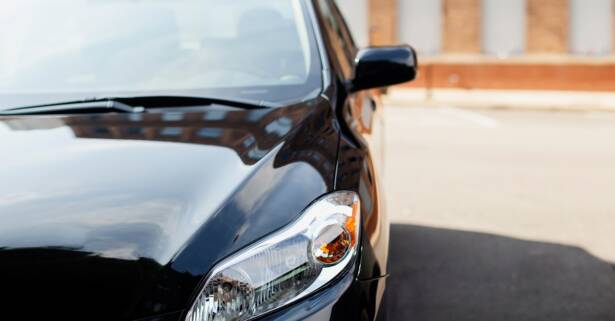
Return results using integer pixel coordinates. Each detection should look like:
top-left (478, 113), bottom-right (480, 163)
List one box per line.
top-left (385, 88), bottom-right (615, 112)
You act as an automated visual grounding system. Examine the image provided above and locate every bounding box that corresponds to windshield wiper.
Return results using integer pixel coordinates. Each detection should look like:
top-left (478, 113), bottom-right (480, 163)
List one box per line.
top-left (0, 95), bottom-right (268, 116)
top-left (0, 99), bottom-right (145, 115)
top-left (113, 95), bottom-right (270, 109)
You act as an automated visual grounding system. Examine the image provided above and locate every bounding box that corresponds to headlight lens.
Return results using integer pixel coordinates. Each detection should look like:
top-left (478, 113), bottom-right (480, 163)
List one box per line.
top-left (186, 191), bottom-right (361, 321)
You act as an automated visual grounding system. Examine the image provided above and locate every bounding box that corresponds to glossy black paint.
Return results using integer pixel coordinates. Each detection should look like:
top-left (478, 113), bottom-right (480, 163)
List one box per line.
top-left (0, 100), bottom-right (339, 320)
top-left (0, 0), bottom-right (416, 320)
top-left (350, 45), bottom-right (418, 92)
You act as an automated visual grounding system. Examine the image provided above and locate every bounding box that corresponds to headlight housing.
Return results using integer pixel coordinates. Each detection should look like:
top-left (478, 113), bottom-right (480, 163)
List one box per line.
top-left (185, 191), bottom-right (361, 321)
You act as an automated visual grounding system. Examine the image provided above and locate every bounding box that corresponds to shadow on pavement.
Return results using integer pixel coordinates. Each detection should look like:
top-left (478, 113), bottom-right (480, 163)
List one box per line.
top-left (388, 224), bottom-right (615, 321)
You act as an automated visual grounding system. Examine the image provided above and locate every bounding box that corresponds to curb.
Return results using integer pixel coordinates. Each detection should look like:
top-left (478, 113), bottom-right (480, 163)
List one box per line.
top-left (384, 89), bottom-right (615, 113)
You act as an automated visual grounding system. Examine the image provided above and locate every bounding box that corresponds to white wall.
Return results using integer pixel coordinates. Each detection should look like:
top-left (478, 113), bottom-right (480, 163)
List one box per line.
top-left (482, 0), bottom-right (526, 56)
top-left (398, 0), bottom-right (442, 55)
top-left (335, 0), bottom-right (369, 47)
top-left (570, 0), bottom-right (613, 56)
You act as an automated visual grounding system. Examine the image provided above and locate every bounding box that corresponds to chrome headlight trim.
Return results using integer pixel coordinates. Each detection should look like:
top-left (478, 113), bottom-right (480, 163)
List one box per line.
top-left (185, 191), bottom-right (361, 321)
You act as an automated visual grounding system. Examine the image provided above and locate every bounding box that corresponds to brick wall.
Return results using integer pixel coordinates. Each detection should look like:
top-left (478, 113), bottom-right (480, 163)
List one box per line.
top-left (363, 0), bottom-right (615, 91)
top-left (368, 0), bottom-right (398, 45)
top-left (368, 0), bottom-right (573, 54)
top-left (527, 0), bottom-right (569, 53)
top-left (442, 0), bottom-right (481, 53)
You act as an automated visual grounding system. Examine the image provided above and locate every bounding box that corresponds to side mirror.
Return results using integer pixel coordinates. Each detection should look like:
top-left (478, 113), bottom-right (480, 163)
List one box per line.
top-left (349, 45), bottom-right (418, 92)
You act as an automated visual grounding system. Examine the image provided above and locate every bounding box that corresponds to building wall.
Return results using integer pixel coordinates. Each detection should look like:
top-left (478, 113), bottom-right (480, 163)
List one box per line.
top-left (482, 0), bottom-right (526, 56)
top-left (368, 0), bottom-right (398, 45)
top-left (527, 0), bottom-right (569, 53)
top-left (442, 0), bottom-right (480, 53)
top-left (335, 0), bottom-right (615, 91)
top-left (570, 0), bottom-right (613, 55)
top-left (398, 0), bottom-right (442, 55)
top-left (351, 0), bottom-right (613, 56)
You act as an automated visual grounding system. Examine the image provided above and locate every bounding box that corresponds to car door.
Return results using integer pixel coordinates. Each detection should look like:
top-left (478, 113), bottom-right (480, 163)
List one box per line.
top-left (320, 0), bottom-right (385, 175)
top-left (315, 0), bottom-right (389, 280)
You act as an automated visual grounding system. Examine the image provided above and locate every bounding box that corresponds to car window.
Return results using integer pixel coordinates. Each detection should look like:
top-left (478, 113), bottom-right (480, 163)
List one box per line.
top-left (317, 0), bottom-right (356, 78)
top-left (0, 0), bottom-right (321, 104)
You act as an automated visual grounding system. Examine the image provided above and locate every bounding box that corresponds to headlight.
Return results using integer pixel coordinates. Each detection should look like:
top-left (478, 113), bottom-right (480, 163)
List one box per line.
top-left (185, 191), bottom-right (361, 321)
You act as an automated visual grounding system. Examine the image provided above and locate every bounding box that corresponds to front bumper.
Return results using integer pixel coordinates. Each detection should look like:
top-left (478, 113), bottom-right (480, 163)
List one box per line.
top-left (260, 267), bottom-right (388, 321)
top-left (137, 264), bottom-right (387, 321)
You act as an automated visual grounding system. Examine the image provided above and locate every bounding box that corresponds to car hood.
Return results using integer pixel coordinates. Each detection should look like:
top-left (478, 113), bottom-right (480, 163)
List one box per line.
top-left (0, 99), bottom-right (339, 320)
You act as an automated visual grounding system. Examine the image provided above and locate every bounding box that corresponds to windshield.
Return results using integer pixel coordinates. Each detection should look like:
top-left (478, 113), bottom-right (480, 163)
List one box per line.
top-left (0, 0), bottom-right (322, 109)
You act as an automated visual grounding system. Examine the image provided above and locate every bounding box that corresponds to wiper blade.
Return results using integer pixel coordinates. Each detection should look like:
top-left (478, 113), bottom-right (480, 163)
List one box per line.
top-left (0, 99), bottom-right (144, 115)
top-left (114, 95), bottom-right (271, 109)
top-left (0, 95), bottom-right (269, 116)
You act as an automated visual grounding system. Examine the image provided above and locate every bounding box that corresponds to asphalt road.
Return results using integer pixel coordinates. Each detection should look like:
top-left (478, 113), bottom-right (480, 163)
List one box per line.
top-left (383, 106), bottom-right (615, 321)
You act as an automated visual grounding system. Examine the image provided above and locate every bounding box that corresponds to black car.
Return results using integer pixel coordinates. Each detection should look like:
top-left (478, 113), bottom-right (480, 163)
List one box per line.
top-left (0, 1), bottom-right (416, 320)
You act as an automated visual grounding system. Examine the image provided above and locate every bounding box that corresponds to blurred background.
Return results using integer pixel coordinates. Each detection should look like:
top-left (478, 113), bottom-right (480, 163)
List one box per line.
top-left (335, 1), bottom-right (615, 320)
top-left (337, 0), bottom-right (615, 96)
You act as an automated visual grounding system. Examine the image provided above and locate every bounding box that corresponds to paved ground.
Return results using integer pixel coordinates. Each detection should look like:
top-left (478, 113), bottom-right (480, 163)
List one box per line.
top-left (383, 105), bottom-right (615, 321)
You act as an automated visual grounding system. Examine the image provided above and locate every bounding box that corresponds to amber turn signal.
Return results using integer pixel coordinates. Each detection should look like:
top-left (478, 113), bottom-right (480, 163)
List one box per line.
top-left (312, 224), bottom-right (352, 265)
top-left (311, 193), bottom-right (361, 265)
